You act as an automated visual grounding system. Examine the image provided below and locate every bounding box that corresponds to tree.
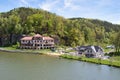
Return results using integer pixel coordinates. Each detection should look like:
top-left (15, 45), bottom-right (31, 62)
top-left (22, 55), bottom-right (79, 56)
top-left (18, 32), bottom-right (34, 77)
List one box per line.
top-left (7, 15), bottom-right (21, 44)
top-left (113, 32), bottom-right (120, 52)
top-left (0, 7), bottom-right (120, 47)
top-left (26, 14), bottom-right (44, 33)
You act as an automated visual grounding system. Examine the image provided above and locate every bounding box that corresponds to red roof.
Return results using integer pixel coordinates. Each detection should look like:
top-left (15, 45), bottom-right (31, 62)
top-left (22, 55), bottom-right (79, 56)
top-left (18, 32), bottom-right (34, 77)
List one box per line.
top-left (21, 36), bottom-right (33, 40)
top-left (34, 34), bottom-right (42, 37)
top-left (43, 37), bottom-right (54, 40)
top-left (20, 34), bottom-right (54, 41)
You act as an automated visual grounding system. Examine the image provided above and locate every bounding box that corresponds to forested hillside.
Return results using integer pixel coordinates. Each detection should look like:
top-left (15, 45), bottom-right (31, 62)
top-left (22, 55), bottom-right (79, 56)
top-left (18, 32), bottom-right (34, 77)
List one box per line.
top-left (0, 7), bottom-right (120, 47)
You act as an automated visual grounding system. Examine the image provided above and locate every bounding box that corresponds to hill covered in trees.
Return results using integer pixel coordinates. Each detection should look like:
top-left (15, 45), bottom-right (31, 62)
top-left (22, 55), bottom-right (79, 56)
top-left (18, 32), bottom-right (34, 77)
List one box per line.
top-left (0, 7), bottom-right (120, 47)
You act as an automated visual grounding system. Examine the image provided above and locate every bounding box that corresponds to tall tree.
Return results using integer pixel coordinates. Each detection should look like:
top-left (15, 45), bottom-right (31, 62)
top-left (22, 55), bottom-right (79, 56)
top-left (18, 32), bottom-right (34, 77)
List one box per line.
top-left (114, 32), bottom-right (120, 52)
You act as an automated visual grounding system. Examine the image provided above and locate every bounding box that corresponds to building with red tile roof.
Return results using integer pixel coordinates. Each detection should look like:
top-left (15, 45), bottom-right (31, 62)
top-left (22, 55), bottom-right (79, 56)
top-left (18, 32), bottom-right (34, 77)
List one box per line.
top-left (20, 36), bottom-right (33, 40)
top-left (33, 34), bottom-right (42, 37)
top-left (20, 34), bottom-right (54, 49)
top-left (43, 37), bottom-right (54, 40)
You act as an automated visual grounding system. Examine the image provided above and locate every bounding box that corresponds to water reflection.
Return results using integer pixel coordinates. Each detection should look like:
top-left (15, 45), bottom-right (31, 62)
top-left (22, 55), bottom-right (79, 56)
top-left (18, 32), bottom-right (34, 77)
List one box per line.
top-left (0, 52), bottom-right (120, 80)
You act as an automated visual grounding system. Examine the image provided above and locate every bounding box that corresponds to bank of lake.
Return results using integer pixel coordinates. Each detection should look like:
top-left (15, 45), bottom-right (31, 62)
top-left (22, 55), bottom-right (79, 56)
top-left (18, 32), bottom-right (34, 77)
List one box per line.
top-left (0, 47), bottom-right (120, 68)
top-left (0, 47), bottom-right (61, 57)
top-left (60, 54), bottom-right (120, 68)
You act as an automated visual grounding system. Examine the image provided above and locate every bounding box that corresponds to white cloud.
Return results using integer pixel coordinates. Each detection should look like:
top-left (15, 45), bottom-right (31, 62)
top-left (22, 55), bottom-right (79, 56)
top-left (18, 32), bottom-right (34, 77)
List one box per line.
top-left (19, 0), bottom-right (29, 6)
top-left (39, 0), bottom-right (60, 11)
top-left (64, 0), bottom-right (72, 8)
top-left (9, 0), bottom-right (120, 24)
top-left (63, 0), bottom-right (79, 10)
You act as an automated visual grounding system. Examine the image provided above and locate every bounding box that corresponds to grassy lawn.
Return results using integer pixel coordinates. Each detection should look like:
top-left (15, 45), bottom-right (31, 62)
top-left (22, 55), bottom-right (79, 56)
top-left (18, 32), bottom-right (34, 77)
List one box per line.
top-left (110, 56), bottom-right (120, 61)
top-left (0, 46), bottom-right (54, 54)
top-left (0, 46), bottom-right (16, 50)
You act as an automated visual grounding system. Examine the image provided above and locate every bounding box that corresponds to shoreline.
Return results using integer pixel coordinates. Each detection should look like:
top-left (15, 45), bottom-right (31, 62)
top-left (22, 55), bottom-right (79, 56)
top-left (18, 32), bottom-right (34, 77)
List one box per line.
top-left (60, 54), bottom-right (120, 68)
top-left (0, 48), bottom-right (61, 57)
top-left (1, 47), bottom-right (120, 68)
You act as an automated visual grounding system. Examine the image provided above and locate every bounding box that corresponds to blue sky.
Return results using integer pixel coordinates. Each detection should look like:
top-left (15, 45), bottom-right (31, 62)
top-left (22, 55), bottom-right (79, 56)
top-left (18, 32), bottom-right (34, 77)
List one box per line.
top-left (0, 0), bottom-right (120, 24)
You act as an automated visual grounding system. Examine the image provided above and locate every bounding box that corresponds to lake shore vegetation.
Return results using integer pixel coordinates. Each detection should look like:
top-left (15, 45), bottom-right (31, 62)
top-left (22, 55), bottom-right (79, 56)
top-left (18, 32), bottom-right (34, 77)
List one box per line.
top-left (60, 54), bottom-right (120, 68)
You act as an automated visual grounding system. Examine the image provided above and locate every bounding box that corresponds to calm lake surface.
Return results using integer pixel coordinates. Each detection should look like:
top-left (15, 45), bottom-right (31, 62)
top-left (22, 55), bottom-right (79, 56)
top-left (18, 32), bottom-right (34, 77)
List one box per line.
top-left (0, 51), bottom-right (120, 80)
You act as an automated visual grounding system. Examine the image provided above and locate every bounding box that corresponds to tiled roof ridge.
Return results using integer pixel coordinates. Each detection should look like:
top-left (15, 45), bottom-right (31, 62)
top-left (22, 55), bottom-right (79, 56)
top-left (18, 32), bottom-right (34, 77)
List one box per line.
top-left (33, 34), bottom-right (42, 37)
top-left (21, 34), bottom-right (54, 40)
top-left (43, 36), bottom-right (54, 40)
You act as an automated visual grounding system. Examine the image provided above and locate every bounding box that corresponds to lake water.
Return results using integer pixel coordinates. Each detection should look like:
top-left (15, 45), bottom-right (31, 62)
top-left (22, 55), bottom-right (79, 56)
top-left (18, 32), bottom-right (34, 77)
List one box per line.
top-left (0, 51), bottom-right (120, 80)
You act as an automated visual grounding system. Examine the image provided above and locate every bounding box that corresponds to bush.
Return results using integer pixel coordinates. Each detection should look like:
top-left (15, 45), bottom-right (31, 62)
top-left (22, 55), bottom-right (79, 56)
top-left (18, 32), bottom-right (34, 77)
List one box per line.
top-left (108, 52), bottom-right (120, 56)
top-left (12, 42), bottom-right (20, 49)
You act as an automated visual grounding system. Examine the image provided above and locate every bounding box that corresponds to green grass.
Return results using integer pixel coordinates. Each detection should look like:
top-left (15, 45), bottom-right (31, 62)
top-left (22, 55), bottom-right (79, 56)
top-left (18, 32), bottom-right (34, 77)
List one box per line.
top-left (110, 56), bottom-right (120, 61)
top-left (0, 46), bottom-right (17, 50)
top-left (60, 54), bottom-right (120, 68)
top-left (0, 46), bottom-right (54, 54)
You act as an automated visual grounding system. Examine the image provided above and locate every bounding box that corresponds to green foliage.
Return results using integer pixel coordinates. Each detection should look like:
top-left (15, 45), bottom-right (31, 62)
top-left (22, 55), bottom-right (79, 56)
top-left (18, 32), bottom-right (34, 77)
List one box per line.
top-left (0, 7), bottom-right (120, 47)
top-left (113, 32), bottom-right (120, 52)
top-left (110, 56), bottom-right (120, 61)
top-left (12, 42), bottom-right (20, 49)
top-left (107, 52), bottom-right (120, 56)
top-left (29, 32), bottom-right (35, 36)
